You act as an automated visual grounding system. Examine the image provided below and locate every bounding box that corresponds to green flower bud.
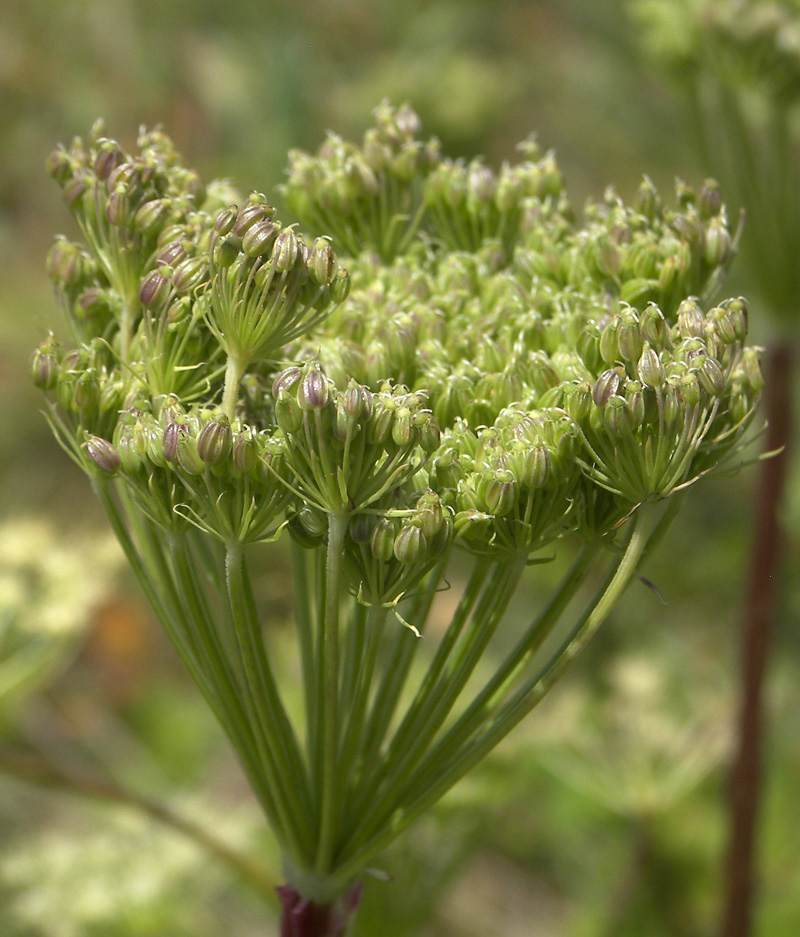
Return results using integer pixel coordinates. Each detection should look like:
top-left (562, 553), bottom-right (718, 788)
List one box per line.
top-left (742, 349), bottom-right (765, 393)
top-left (371, 518), bottom-right (397, 561)
top-left (678, 371), bottom-right (701, 407)
top-left (416, 414), bottom-right (441, 453)
top-left (392, 407), bottom-right (414, 446)
top-left (275, 390), bottom-right (304, 435)
top-left (415, 491), bottom-right (444, 539)
top-left (45, 148), bottom-right (73, 184)
top-left (272, 229), bottom-right (300, 273)
top-left (176, 431), bottom-right (205, 475)
top-left (105, 186), bottom-right (130, 227)
top-left (698, 179), bottom-right (721, 220)
top-left (232, 430), bottom-right (259, 478)
top-left (617, 309), bottom-right (643, 362)
top-left (633, 176), bottom-right (661, 221)
top-left (73, 369), bottom-right (100, 415)
top-left (348, 514), bottom-right (373, 545)
top-left (480, 470), bottom-right (517, 516)
top-left (134, 198), bottom-right (171, 237)
top-left (453, 508), bottom-right (493, 541)
top-left (214, 237), bottom-right (241, 268)
top-left (637, 342), bottom-right (666, 388)
top-left (330, 267), bottom-right (351, 303)
top-left (599, 317), bottom-right (620, 364)
top-left (640, 303), bottom-right (670, 350)
top-left (46, 238), bottom-right (85, 287)
top-left (604, 395), bottom-right (636, 437)
top-left (695, 356), bottom-right (726, 397)
top-left (677, 298), bottom-right (705, 340)
top-left (197, 415), bottom-right (232, 465)
top-left (214, 206), bottom-right (238, 236)
top-left (711, 299), bottom-right (748, 345)
top-left (394, 525), bottom-right (426, 564)
top-left (562, 381), bottom-right (592, 423)
top-left (308, 237), bottom-right (336, 286)
top-left (61, 172), bottom-right (90, 211)
top-left (704, 217), bottom-right (732, 267)
top-left (86, 435), bottom-right (121, 474)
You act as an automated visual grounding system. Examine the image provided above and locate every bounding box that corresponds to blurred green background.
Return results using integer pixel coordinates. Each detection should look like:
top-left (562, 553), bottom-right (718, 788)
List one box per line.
top-left (1, 1), bottom-right (798, 935)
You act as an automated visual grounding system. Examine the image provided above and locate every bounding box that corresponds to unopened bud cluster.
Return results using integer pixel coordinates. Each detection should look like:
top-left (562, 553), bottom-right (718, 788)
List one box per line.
top-left (37, 105), bottom-right (762, 602)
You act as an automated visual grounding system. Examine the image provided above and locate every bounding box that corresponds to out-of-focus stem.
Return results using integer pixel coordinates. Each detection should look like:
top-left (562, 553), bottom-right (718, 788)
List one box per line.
top-left (722, 343), bottom-right (794, 937)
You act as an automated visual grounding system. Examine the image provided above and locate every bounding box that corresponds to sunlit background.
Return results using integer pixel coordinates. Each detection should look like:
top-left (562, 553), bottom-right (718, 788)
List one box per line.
top-left (1, 1), bottom-right (798, 935)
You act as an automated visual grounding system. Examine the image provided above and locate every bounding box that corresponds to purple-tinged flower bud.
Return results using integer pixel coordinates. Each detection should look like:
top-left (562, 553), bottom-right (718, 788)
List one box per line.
top-left (139, 269), bottom-right (172, 309)
top-left (171, 257), bottom-right (208, 293)
top-left (232, 200), bottom-right (272, 238)
top-left (272, 366), bottom-right (303, 398)
top-left (162, 421), bottom-right (186, 464)
top-left (93, 141), bottom-right (124, 181)
top-left (31, 339), bottom-right (59, 390)
top-left (704, 217), bottom-right (732, 267)
top-left (86, 435), bottom-right (121, 474)
top-left (275, 390), bottom-right (304, 435)
top-left (637, 342), bottom-right (665, 388)
top-left (197, 415), bottom-right (232, 465)
top-left (603, 395), bottom-right (636, 437)
top-left (308, 238), bottom-right (336, 286)
top-left (156, 239), bottom-right (189, 269)
top-left (343, 380), bottom-right (373, 422)
top-left (298, 367), bottom-right (331, 411)
top-left (371, 518), bottom-right (397, 562)
top-left (593, 367), bottom-right (623, 408)
top-left (695, 356), bottom-right (726, 397)
top-left (677, 298), bottom-right (705, 340)
top-left (242, 218), bottom-right (279, 257)
top-left (394, 525), bottom-right (426, 564)
top-left (61, 172), bottom-right (90, 211)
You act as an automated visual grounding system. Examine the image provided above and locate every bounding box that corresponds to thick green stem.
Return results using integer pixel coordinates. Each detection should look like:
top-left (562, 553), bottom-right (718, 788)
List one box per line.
top-left (221, 354), bottom-right (245, 423)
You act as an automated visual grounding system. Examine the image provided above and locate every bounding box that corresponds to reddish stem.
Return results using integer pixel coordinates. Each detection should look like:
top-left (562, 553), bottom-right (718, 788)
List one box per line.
top-left (721, 343), bottom-right (794, 937)
top-left (277, 881), bottom-right (363, 937)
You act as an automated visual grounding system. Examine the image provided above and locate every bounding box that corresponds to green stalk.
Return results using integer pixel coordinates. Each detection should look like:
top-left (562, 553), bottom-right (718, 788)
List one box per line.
top-left (291, 539), bottom-right (318, 750)
top-left (330, 503), bottom-right (662, 881)
top-left (226, 542), bottom-right (313, 865)
top-left (315, 514), bottom-right (348, 874)
top-left (221, 354), bottom-right (245, 423)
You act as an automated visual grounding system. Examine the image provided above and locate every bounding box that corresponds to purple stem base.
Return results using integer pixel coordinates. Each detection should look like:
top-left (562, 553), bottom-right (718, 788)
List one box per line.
top-left (277, 881), bottom-right (363, 937)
